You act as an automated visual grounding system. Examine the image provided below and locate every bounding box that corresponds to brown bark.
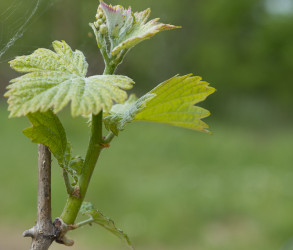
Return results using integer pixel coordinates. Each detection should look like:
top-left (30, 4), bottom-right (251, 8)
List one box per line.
top-left (23, 145), bottom-right (74, 249)
top-left (23, 145), bottom-right (55, 250)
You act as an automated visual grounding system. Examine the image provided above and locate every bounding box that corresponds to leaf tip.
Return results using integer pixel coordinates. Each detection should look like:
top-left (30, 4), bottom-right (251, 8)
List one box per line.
top-left (163, 24), bottom-right (182, 30)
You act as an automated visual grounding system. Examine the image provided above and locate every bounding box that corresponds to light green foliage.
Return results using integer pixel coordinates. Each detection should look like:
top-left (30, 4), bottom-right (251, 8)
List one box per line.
top-left (5, 40), bottom-right (134, 117)
top-left (92, 1), bottom-right (179, 58)
top-left (104, 93), bottom-right (155, 135)
top-left (104, 75), bottom-right (215, 134)
top-left (23, 111), bottom-right (67, 163)
top-left (80, 202), bottom-right (133, 249)
top-left (136, 75), bottom-right (215, 133)
top-left (68, 156), bottom-right (84, 176)
top-left (23, 110), bottom-right (79, 183)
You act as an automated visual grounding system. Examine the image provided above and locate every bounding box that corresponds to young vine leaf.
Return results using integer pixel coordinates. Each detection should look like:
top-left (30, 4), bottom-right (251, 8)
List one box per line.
top-left (91, 1), bottom-right (180, 58)
top-left (80, 202), bottom-right (133, 249)
top-left (5, 40), bottom-right (134, 118)
top-left (104, 75), bottom-right (215, 135)
top-left (104, 93), bottom-right (155, 135)
top-left (23, 110), bottom-right (79, 183)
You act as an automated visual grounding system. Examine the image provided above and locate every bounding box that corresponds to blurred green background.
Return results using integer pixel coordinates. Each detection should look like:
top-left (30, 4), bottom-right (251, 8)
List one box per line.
top-left (0, 0), bottom-right (293, 249)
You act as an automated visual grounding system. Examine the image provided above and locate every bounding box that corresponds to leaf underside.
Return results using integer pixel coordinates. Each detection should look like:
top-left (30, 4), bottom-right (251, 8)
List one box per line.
top-left (80, 202), bottom-right (134, 249)
top-left (5, 40), bottom-right (134, 118)
top-left (104, 75), bottom-right (215, 135)
top-left (23, 110), bottom-right (78, 182)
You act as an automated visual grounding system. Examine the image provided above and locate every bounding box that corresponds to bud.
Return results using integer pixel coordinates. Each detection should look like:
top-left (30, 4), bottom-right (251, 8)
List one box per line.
top-left (99, 24), bottom-right (108, 35)
top-left (94, 21), bottom-right (100, 29)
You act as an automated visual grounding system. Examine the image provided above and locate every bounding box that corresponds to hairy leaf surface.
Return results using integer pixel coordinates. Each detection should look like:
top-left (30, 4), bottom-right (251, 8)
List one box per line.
top-left (5, 40), bottom-right (134, 117)
top-left (104, 75), bottom-right (215, 134)
top-left (80, 202), bottom-right (133, 249)
top-left (92, 1), bottom-right (179, 57)
top-left (104, 93), bottom-right (155, 135)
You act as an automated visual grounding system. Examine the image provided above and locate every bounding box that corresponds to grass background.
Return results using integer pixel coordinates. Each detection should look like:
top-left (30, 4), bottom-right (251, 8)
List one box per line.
top-left (1, 105), bottom-right (293, 250)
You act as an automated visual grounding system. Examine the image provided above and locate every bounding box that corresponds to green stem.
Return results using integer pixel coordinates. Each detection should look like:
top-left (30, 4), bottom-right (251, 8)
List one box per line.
top-left (103, 63), bottom-right (116, 75)
top-left (103, 132), bottom-right (115, 144)
top-left (63, 169), bottom-right (73, 195)
top-left (60, 112), bottom-right (103, 224)
top-left (60, 62), bottom-right (117, 225)
top-left (103, 50), bottom-right (128, 75)
top-left (74, 218), bottom-right (95, 228)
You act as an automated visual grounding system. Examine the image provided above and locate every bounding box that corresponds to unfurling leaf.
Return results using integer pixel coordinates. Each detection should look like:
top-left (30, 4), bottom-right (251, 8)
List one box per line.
top-left (68, 156), bottom-right (84, 176)
top-left (5, 40), bottom-right (134, 118)
top-left (104, 93), bottom-right (155, 135)
top-left (91, 1), bottom-right (180, 58)
top-left (104, 75), bottom-right (215, 134)
top-left (23, 110), bottom-right (80, 182)
top-left (80, 202), bottom-right (133, 249)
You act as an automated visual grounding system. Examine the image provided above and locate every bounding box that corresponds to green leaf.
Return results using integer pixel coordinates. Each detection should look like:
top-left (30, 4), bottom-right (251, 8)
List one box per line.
top-left (92, 1), bottom-right (180, 57)
top-left (23, 110), bottom-right (79, 182)
top-left (104, 75), bottom-right (215, 134)
top-left (23, 110), bottom-right (68, 163)
top-left (68, 156), bottom-right (84, 176)
top-left (5, 40), bottom-right (134, 118)
top-left (80, 202), bottom-right (134, 249)
top-left (104, 93), bottom-right (155, 135)
top-left (135, 75), bottom-right (216, 133)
